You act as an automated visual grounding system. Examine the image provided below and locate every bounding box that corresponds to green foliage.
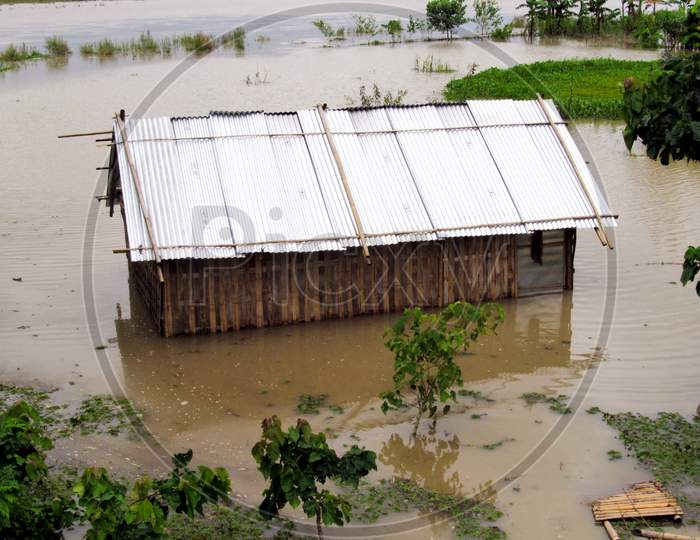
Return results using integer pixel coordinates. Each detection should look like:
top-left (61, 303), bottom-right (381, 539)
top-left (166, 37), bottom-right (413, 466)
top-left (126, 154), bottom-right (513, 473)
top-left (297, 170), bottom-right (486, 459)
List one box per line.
top-left (353, 83), bottom-right (408, 106)
top-left (472, 0), bottom-right (503, 36)
top-left (656, 9), bottom-right (688, 50)
top-left (603, 411), bottom-right (700, 488)
top-left (482, 437), bottom-right (515, 450)
top-left (681, 246), bottom-right (700, 295)
top-left (382, 19), bottom-right (404, 41)
top-left (0, 43), bottom-right (46, 64)
top-left (67, 394), bottom-right (142, 437)
top-left (379, 302), bottom-right (503, 435)
top-left (297, 393), bottom-right (328, 415)
top-left (0, 401), bottom-right (52, 481)
top-left (224, 27), bottom-right (246, 52)
top-left (684, 3), bottom-right (700, 49)
top-left (312, 19), bottom-right (346, 42)
top-left (0, 401), bottom-right (76, 539)
top-left (45, 36), bottom-right (71, 57)
top-left (251, 416), bottom-right (376, 537)
top-left (174, 32), bottom-right (215, 53)
top-left (445, 58), bottom-right (661, 119)
top-left (343, 478), bottom-right (506, 539)
top-left (407, 15), bottom-right (431, 33)
top-left (520, 392), bottom-right (572, 414)
top-left (414, 54), bottom-right (456, 73)
top-left (165, 503), bottom-right (295, 539)
top-left (490, 23), bottom-right (514, 40)
top-left (622, 53), bottom-right (700, 164)
top-left (353, 15), bottom-right (379, 39)
top-left (75, 450), bottom-right (231, 539)
top-left (426, 0), bottom-right (468, 39)
top-left (607, 449), bottom-right (623, 460)
top-left (458, 388), bottom-right (494, 402)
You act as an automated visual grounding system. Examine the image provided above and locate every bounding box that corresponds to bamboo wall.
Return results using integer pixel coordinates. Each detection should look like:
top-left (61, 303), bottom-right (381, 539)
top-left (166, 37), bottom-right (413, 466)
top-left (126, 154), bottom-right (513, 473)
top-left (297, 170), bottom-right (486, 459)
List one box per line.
top-left (129, 235), bottom-right (529, 337)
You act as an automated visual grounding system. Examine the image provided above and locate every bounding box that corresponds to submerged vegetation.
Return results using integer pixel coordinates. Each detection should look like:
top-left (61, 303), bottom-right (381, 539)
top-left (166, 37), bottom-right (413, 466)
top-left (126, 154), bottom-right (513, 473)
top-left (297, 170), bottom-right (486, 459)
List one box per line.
top-left (520, 392), bottom-right (572, 414)
top-left (444, 58), bottom-right (661, 119)
top-left (344, 478), bottom-right (506, 539)
top-left (414, 54), bottom-right (456, 73)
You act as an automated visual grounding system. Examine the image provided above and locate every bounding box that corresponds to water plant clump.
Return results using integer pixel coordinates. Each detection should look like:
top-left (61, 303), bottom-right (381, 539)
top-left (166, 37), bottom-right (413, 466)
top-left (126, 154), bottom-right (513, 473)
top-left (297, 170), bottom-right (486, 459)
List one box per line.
top-left (520, 392), bottom-right (572, 414)
top-left (482, 437), bottom-right (515, 450)
top-left (343, 478), bottom-right (506, 539)
top-left (44, 36), bottom-right (71, 57)
top-left (0, 43), bottom-right (46, 64)
top-left (297, 393), bottom-right (328, 414)
top-left (66, 394), bottom-right (143, 438)
top-left (414, 54), bottom-right (455, 73)
top-left (223, 27), bottom-right (246, 52)
top-left (174, 32), bottom-right (215, 53)
top-left (458, 388), bottom-right (494, 402)
top-left (444, 58), bottom-right (661, 120)
top-left (312, 19), bottom-right (346, 42)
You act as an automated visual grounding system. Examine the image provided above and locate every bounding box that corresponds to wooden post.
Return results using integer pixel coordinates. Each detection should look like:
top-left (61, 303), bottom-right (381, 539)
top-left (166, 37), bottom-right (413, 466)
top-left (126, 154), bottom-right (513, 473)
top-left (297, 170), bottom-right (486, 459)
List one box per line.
top-left (114, 112), bottom-right (165, 282)
top-left (535, 94), bottom-right (613, 249)
top-left (635, 530), bottom-right (699, 540)
top-left (603, 520), bottom-right (621, 540)
top-left (316, 104), bottom-right (371, 261)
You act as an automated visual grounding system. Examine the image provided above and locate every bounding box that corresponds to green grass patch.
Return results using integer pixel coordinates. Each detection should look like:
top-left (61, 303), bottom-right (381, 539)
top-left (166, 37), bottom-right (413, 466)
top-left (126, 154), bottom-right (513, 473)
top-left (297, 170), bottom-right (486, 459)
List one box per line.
top-left (444, 58), bottom-right (662, 119)
top-left (414, 54), bottom-right (455, 73)
top-left (174, 32), bottom-right (215, 53)
top-left (45, 36), bottom-right (71, 57)
top-left (0, 43), bottom-right (46, 64)
top-left (66, 395), bottom-right (142, 438)
top-left (520, 392), bottom-right (572, 414)
top-left (603, 411), bottom-right (700, 530)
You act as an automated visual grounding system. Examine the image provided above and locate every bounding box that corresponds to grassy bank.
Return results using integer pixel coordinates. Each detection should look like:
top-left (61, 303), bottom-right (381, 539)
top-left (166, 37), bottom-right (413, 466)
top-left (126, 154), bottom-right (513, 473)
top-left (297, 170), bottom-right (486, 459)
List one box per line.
top-left (444, 58), bottom-right (661, 119)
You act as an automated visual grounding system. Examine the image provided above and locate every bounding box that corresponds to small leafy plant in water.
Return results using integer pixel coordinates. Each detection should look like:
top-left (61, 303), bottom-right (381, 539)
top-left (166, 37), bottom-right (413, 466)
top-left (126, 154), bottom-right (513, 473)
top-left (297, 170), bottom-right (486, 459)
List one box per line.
top-left (414, 54), bottom-right (456, 73)
top-left (380, 301), bottom-right (504, 436)
top-left (520, 392), bottom-right (572, 414)
top-left (297, 393), bottom-right (328, 415)
top-left (458, 388), bottom-right (494, 402)
top-left (252, 416), bottom-right (376, 540)
top-left (482, 437), bottom-right (515, 451)
top-left (607, 449), bottom-right (623, 460)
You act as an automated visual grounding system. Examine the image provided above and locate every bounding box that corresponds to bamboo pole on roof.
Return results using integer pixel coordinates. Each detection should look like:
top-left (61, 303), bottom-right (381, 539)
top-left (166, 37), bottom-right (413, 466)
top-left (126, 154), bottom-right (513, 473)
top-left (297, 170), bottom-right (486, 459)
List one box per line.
top-left (316, 104), bottom-right (371, 262)
top-left (535, 93), bottom-right (613, 249)
top-left (114, 112), bottom-right (164, 283)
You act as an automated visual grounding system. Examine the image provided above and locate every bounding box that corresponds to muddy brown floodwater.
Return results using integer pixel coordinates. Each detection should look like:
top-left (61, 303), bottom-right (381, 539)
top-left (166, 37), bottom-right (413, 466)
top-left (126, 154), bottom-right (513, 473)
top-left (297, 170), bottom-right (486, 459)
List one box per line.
top-left (1, 3), bottom-right (699, 538)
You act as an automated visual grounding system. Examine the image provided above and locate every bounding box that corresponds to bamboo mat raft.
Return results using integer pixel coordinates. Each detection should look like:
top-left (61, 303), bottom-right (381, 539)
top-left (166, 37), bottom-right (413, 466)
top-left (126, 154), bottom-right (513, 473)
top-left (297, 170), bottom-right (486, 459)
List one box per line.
top-left (592, 481), bottom-right (683, 522)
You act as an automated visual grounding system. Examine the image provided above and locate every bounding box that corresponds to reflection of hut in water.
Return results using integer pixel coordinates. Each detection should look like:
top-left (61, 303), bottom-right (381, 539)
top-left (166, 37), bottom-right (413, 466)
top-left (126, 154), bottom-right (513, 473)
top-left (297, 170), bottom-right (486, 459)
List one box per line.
top-left (104, 100), bottom-right (616, 336)
top-left (116, 284), bottom-right (576, 429)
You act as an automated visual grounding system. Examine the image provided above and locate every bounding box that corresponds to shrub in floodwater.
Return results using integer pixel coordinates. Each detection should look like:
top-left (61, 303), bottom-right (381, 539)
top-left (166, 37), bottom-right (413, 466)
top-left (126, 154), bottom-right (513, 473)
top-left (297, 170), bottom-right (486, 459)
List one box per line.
top-left (225, 27), bottom-right (246, 52)
top-left (414, 54), bottom-right (455, 73)
top-left (297, 393), bottom-right (328, 414)
top-left (252, 416), bottom-right (376, 540)
top-left (45, 36), bottom-right (71, 57)
top-left (79, 42), bottom-right (96, 56)
top-left (0, 43), bottom-right (45, 63)
top-left (348, 83), bottom-right (408, 107)
top-left (96, 38), bottom-right (120, 57)
top-left (176, 32), bottom-right (215, 53)
top-left (379, 302), bottom-right (504, 436)
top-left (490, 23), bottom-right (513, 41)
top-left (520, 392), bottom-right (572, 414)
top-left (353, 14), bottom-right (379, 39)
top-left (127, 31), bottom-right (160, 56)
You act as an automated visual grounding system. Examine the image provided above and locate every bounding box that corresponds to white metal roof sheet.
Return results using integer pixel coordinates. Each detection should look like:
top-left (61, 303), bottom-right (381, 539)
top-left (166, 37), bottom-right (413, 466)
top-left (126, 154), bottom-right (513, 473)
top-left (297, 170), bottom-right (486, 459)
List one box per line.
top-left (112, 100), bottom-right (617, 261)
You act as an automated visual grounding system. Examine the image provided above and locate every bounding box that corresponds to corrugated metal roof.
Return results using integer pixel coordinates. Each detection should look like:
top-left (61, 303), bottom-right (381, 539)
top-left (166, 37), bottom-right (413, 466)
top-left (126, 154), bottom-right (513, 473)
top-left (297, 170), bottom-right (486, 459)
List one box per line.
top-left (112, 100), bottom-right (617, 261)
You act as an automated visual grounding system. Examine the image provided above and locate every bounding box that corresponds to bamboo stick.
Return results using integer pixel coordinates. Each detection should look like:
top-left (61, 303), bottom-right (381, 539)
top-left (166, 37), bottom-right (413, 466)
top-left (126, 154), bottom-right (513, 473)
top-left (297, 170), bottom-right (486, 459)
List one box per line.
top-left (316, 104), bottom-right (371, 261)
top-left (58, 129), bottom-right (112, 139)
top-left (535, 94), bottom-right (613, 249)
top-left (114, 112), bottom-right (164, 283)
top-left (635, 530), bottom-right (699, 540)
top-left (604, 520), bottom-right (621, 540)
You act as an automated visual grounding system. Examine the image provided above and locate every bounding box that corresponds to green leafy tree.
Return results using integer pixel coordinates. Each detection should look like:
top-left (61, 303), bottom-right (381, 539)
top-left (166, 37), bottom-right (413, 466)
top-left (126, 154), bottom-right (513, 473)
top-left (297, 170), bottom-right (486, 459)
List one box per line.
top-left (588, 0), bottom-right (617, 33)
top-left (252, 416), bottom-right (376, 540)
top-left (382, 19), bottom-right (404, 41)
top-left (353, 14), bottom-right (379, 42)
top-left (656, 9), bottom-right (688, 49)
top-left (472, 0), bottom-right (503, 36)
top-left (622, 52), bottom-right (700, 164)
top-left (681, 246), bottom-right (700, 295)
top-left (426, 0), bottom-right (468, 40)
top-left (74, 450), bottom-right (231, 539)
top-left (0, 402), bottom-right (76, 539)
top-left (379, 301), bottom-right (504, 436)
top-left (517, 0), bottom-right (543, 40)
top-left (683, 2), bottom-right (700, 49)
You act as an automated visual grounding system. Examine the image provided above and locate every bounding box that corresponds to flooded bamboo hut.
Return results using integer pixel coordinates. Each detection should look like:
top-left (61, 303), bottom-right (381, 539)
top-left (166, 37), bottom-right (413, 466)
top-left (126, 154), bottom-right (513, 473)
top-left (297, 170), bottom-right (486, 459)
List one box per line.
top-left (103, 100), bottom-right (617, 337)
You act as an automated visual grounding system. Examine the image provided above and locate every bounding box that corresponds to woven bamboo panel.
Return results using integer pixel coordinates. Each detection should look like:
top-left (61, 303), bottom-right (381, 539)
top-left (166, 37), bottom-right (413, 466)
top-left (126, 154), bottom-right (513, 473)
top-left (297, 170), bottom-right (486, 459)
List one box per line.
top-left (592, 481), bottom-right (683, 522)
